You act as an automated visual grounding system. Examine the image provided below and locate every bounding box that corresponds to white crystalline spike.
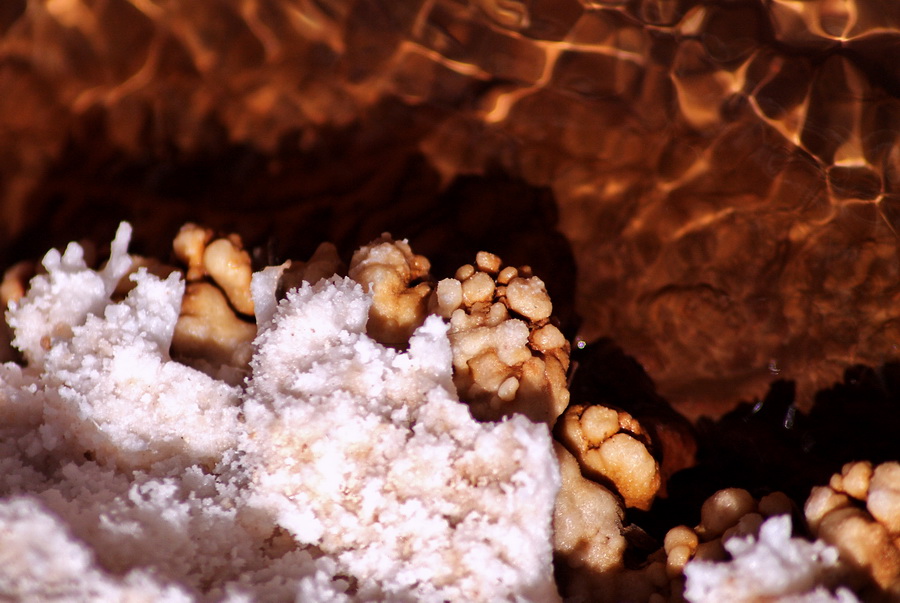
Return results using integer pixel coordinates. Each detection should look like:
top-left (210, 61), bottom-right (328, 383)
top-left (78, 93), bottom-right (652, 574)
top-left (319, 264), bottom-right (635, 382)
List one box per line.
top-left (38, 268), bottom-right (240, 471)
top-left (405, 315), bottom-right (457, 395)
top-left (250, 262), bottom-right (290, 331)
top-left (7, 222), bottom-right (134, 365)
top-left (101, 222), bottom-right (135, 297)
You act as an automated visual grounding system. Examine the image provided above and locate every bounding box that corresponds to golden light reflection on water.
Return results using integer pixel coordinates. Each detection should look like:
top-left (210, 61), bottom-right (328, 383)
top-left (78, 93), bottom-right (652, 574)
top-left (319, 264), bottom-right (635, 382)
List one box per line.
top-left (2, 0), bottom-right (900, 414)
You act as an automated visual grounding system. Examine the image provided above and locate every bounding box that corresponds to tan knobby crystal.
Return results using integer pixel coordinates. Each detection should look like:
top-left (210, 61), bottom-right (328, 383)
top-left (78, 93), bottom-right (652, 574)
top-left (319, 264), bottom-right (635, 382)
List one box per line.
top-left (173, 224), bottom-right (255, 316)
top-left (805, 461), bottom-right (900, 598)
top-left (557, 403), bottom-right (661, 510)
top-left (553, 442), bottom-right (673, 603)
top-left (348, 234), bottom-right (433, 346)
top-left (171, 282), bottom-right (257, 379)
top-left (433, 252), bottom-right (570, 426)
top-left (276, 242), bottom-right (345, 297)
top-left (170, 224), bottom-right (257, 381)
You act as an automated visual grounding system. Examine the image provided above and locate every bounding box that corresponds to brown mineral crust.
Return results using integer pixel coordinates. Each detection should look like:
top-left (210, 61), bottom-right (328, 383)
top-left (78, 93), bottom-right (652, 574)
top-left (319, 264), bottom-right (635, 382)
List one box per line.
top-left (437, 1), bottom-right (900, 413)
top-left (172, 224), bottom-right (214, 283)
top-left (202, 236), bottom-right (256, 317)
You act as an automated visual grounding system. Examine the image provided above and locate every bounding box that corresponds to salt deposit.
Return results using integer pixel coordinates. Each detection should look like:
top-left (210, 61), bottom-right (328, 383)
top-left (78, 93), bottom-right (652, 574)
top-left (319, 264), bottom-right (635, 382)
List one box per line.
top-left (0, 224), bottom-right (560, 601)
top-left (683, 515), bottom-right (859, 603)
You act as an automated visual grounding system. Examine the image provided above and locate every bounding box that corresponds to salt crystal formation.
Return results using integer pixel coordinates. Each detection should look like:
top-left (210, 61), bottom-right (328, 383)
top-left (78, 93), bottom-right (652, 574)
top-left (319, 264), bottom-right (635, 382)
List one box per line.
top-left (683, 516), bottom-right (859, 603)
top-left (243, 275), bottom-right (561, 601)
top-left (7, 223), bottom-right (241, 473)
top-left (0, 225), bottom-right (560, 601)
top-left (0, 497), bottom-right (192, 602)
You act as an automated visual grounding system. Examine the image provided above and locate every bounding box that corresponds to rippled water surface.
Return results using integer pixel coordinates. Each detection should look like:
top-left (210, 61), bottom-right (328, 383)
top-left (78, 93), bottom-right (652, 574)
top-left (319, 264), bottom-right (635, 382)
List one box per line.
top-left (2, 0), bottom-right (899, 414)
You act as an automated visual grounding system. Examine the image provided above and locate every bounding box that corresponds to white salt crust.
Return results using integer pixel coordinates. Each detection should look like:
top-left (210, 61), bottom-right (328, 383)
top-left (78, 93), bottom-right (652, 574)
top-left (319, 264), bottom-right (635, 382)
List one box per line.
top-left (683, 515), bottom-right (860, 603)
top-left (0, 224), bottom-right (561, 602)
